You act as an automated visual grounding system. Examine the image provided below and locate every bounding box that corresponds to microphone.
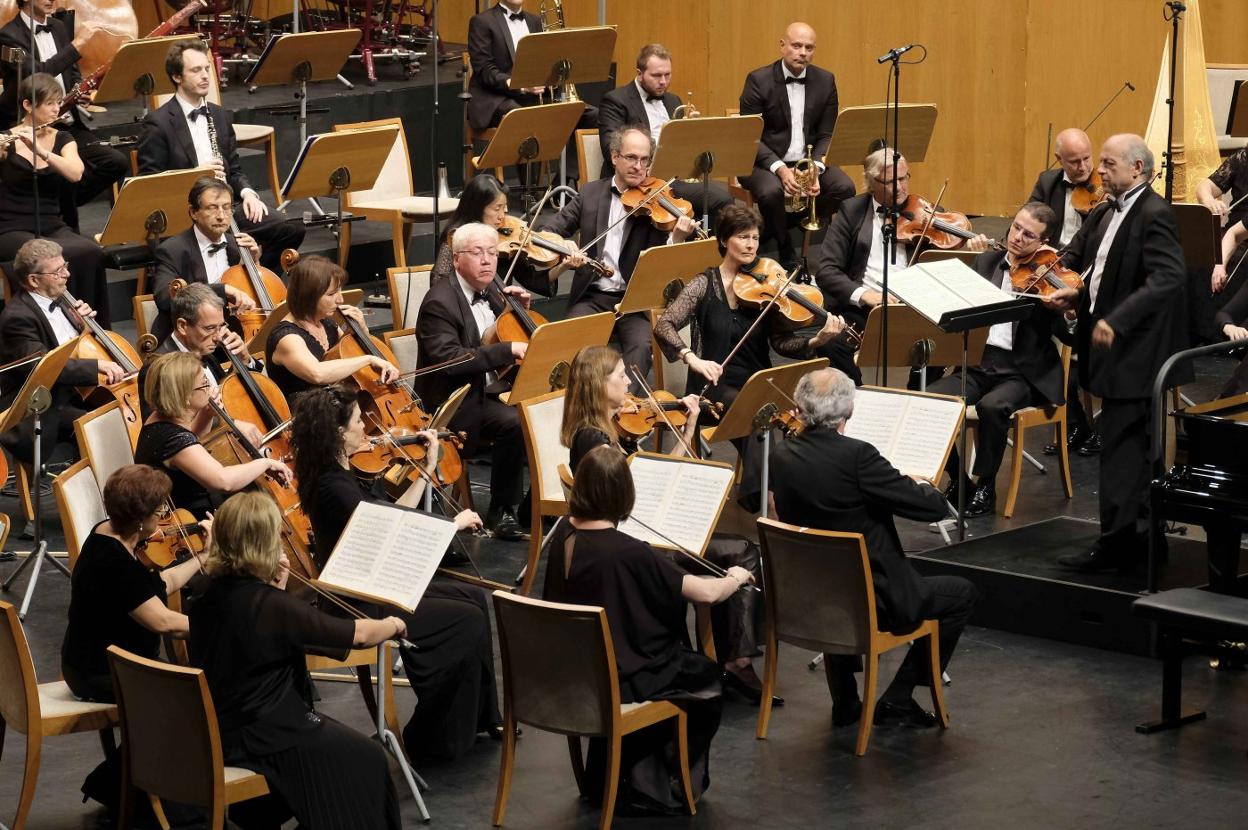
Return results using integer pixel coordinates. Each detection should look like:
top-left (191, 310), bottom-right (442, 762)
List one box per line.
top-left (877, 44), bottom-right (917, 64)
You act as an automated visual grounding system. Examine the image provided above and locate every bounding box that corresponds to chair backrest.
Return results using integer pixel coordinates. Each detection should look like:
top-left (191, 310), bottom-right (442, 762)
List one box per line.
top-left (1059, 343), bottom-right (1073, 389)
top-left (334, 117), bottom-right (413, 205)
top-left (53, 458), bottom-right (107, 571)
top-left (107, 645), bottom-right (226, 810)
top-left (492, 591), bottom-right (618, 736)
top-left (576, 128), bottom-right (602, 184)
top-left (133, 294), bottom-right (158, 341)
top-left (383, 328), bottom-right (420, 375)
top-left (387, 264), bottom-right (433, 330)
top-left (757, 518), bottom-right (877, 654)
top-left (1207, 65), bottom-right (1248, 151)
top-left (0, 600), bottom-right (39, 736)
top-left (75, 401), bottom-right (137, 488)
top-left (150, 60), bottom-right (223, 109)
top-left (517, 390), bottom-right (570, 508)
top-left (660, 322), bottom-right (691, 395)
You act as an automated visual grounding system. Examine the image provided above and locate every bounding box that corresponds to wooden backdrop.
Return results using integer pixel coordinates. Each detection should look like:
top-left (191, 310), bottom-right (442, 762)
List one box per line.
top-left (129, 0), bottom-right (1248, 214)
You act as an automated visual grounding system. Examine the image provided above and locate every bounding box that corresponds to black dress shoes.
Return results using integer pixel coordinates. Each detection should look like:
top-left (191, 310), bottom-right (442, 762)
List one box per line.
top-left (487, 508), bottom-right (529, 542)
top-left (1045, 424), bottom-right (1089, 455)
top-left (963, 484), bottom-right (996, 518)
top-left (872, 698), bottom-right (938, 728)
top-left (1076, 431), bottom-right (1103, 456)
top-left (831, 698), bottom-right (863, 727)
top-left (1056, 545), bottom-right (1132, 573)
top-left (943, 474), bottom-right (974, 506)
top-left (721, 667), bottom-right (784, 707)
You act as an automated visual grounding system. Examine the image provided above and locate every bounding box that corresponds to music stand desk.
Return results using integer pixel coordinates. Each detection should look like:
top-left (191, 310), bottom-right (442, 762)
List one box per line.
top-left (1172, 202), bottom-right (1219, 267)
top-left (245, 30), bottom-right (363, 87)
top-left (474, 102), bottom-right (586, 171)
top-left (92, 35), bottom-right (199, 104)
top-left (824, 103), bottom-right (939, 167)
top-left (510, 27), bottom-right (617, 90)
top-left (617, 238), bottom-right (722, 316)
top-left (501, 312), bottom-right (614, 404)
top-left (651, 116), bottom-right (762, 181)
top-left (700, 358), bottom-right (827, 445)
top-left (98, 168), bottom-right (212, 247)
top-left (281, 127), bottom-right (397, 202)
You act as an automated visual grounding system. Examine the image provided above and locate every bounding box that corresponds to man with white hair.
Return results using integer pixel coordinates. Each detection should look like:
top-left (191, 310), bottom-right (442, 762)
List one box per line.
top-left (1048, 134), bottom-right (1188, 573)
top-left (769, 367), bottom-right (978, 730)
top-left (415, 222), bottom-right (532, 540)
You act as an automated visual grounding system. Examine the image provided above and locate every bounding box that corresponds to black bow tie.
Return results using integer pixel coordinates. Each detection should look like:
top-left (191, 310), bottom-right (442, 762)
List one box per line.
top-left (33, 23), bottom-right (52, 34)
top-left (1060, 179), bottom-right (1079, 189)
top-left (188, 105), bottom-right (209, 122)
top-left (876, 205), bottom-right (889, 217)
top-left (785, 76), bottom-right (807, 85)
top-left (206, 240), bottom-right (227, 255)
top-left (472, 289), bottom-right (491, 304)
top-left (507, 10), bottom-right (525, 20)
top-left (646, 94), bottom-right (665, 103)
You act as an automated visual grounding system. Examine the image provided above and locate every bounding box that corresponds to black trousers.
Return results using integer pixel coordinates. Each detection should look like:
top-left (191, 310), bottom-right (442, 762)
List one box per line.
top-left (568, 288), bottom-right (653, 389)
top-left (452, 395), bottom-right (527, 510)
top-left (1098, 397), bottom-right (1152, 555)
top-left (0, 226), bottom-right (108, 325)
top-left (235, 205), bottom-right (306, 274)
top-left (826, 574), bottom-right (978, 697)
top-left (742, 162), bottom-right (855, 262)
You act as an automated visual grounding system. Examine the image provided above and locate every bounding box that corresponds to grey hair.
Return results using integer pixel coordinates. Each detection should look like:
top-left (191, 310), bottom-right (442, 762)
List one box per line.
top-left (1112, 133), bottom-right (1155, 178)
top-left (171, 281), bottom-right (223, 326)
top-left (607, 124), bottom-right (655, 158)
top-left (13, 238), bottom-right (63, 285)
top-left (863, 147), bottom-right (905, 187)
top-left (451, 222), bottom-right (499, 254)
top-left (794, 368), bottom-right (856, 429)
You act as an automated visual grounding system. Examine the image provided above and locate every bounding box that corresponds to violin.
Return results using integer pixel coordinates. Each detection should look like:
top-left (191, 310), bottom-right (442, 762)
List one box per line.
top-left (1009, 247), bottom-right (1084, 298)
top-left (769, 409), bottom-right (806, 438)
top-left (135, 507), bottom-right (206, 570)
top-left (731, 257), bottom-right (833, 329)
top-left (619, 177), bottom-right (709, 238)
top-left (613, 393), bottom-right (724, 440)
top-left (350, 427), bottom-right (465, 480)
top-left (893, 195), bottom-right (978, 250)
top-left (1069, 171), bottom-right (1109, 216)
top-left (494, 215), bottom-right (613, 278)
top-left (220, 218), bottom-right (287, 344)
top-left (62, 288), bottom-right (143, 446)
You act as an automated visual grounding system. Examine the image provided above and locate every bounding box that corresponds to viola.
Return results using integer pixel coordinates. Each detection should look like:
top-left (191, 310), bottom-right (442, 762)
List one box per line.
top-left (135, 507), bottom-right (206, 570)
top-left (494, 215), bottom-right (613, 278)
top-left (613, 393), bottom-right (723, 439)
top-left (220, 219), bottom-right (287, 344)
top-left (619, 177), bottom-right (709, 237)
top-left (893, 195), bottom-right (977, 250)
top-left (1009, 247), bottom-right (1084, 298)
top-left (769, 409), bottom-right (806, 438)
top-left (731, 257), bottom-right (833, 329)
top-left (1070, 171), bottom-right (1109, 216)
top-left (350, 428), bottom-right (465, 479)
top-left (62, 288), bottom-right (143, 446)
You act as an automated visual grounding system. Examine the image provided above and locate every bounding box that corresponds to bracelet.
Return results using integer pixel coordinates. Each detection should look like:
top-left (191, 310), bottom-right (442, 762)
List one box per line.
top-left (679, 348), bottom-right (692, 362)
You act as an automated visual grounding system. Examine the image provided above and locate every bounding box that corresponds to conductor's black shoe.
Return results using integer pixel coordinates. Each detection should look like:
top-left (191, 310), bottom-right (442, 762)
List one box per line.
top-left (1076, 431), bottom-right (1103, 456)
top-left (1056, 545), bottom-right (1130, 573)
top-left (1045, 424), bottom-right (1089, 455)
top-left (964, 484), bottom-right (996, 518)
top-left (872, 698), bottom-right (938, 729)
top-left (831, 698), bottom-right (862, 727)
top-left (487, 508), bottom-right (528, 542)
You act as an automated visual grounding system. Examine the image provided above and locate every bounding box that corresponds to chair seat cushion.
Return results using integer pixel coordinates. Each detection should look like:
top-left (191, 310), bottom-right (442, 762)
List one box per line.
top-left (1132, 587), bottom-right (1248, 640)
top-left (233, 123), bottom-right (274, 143)
top-left (38, 681), bottom-right (119, 734)
top-left (224, 766), bottom-right (263, 784)
top-left (354, 196), bottom-right (461, 218)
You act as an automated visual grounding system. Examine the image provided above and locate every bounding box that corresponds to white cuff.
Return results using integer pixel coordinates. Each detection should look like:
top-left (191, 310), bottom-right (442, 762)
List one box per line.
top-left (768, 160), bottom-right (786, 174)
top-left (850, 285), bottom-right (867, 306)
top-left (240, 188), bottom-right (259, 202)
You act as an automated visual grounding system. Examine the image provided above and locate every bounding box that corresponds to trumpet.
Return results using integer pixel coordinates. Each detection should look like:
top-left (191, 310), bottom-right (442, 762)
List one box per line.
top-left (538, 0), bottom-right (580, 104)
top-left (672, 92), bottom-right (698, 119)
top-left (787, 144), bottom-right (822, 233)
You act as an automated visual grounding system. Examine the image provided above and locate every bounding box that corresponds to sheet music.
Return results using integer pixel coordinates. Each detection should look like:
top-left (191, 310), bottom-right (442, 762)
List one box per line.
top-left (843, 388), bottom-right (963, 481)
top-left (280, 135), bottom-right (317, 199)
top-left (316, 501), bottom-right (455, 613)
top-left (887, 259), bottom-right (1015, 326)
top-left (616, 454), bottom-right (734, 554)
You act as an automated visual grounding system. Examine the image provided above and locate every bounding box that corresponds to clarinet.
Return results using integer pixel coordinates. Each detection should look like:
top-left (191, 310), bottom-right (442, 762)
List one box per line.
top-left (203, 104), bottom-right (222, 165)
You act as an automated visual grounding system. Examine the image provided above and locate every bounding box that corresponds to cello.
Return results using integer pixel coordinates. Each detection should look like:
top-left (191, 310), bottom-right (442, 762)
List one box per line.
top-left (219, 218), bottom-right (287, 343)
top-left (61, 288), bottom-right (144, 446)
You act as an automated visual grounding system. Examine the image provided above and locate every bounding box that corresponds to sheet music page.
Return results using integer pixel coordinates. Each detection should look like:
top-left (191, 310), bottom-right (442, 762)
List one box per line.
top-left (915, 259), bottom-right (1015, 307)
top-left (279, 135), bottom-right (317, 199)
top-left (885, 267), bottom-right (967, 324)
top-left (316, 501), bottom-right (455, 612)
top-left (617, 455), bottom-right (734, 554)
top-left (842, 388), bottom-right (906, 456)
top-left (843, 389), bottom-right (962, 481)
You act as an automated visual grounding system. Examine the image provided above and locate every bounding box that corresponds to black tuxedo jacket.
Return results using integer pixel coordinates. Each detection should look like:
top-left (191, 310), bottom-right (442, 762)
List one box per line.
top-left (0, 290), bottom-right (97, 396)
top-left (973, 250), bottom-right (1065, 405)
top-left (1028, 168), bottom-right (1080, 242)
top-left (0, 14), bottom-right (83, 130)
top-left (138, 98), bottom-right (250, 196)
top-left (537, 177), bottom-right (670, 307)
top-left (814, 193), bottom-right (918, 313)
top-left (770, 427), bottom-right (947, 633)
top-left (1065, 187), bottom-right (1188, 399)
top-left (739, 60), bottom-right (838, 171)
top-left (150, 228), bottom-right (243, 343)
top-left (596, 81), bottom-right (680, 177)
top-left (466, 3), bottom-right (542, 130)
top-left (135, 334), bottom-right (233, 417)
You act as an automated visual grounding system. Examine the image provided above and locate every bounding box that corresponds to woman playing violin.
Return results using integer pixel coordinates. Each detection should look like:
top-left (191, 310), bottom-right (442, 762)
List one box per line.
top-left (265, 256), bottom-right (399, 399)
top-left (290, 385), bottom-right (508, 762)
top-left (136, 351), bottom-right (292, 519)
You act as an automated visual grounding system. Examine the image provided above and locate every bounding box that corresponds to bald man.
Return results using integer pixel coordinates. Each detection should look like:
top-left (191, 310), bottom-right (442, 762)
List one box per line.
top-left (1047, 134), bottom-right (1188, 573)
top-left (740, 22), bottom-right (855, 269)
top-left (1029, 128), bottom-right (1097, 246)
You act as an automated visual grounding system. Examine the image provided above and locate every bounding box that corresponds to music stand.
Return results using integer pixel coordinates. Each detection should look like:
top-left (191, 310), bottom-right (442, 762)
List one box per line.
top-left (856, 304), bottom-right (987, 390)
top-left (651, 116), bottom-right (764, 227)
top-left (698, 358), bottom-right (828, 519)
top-left (0, 338), bottom-right (79, 619)
top-left (281, 127), bottom-right (398, 265)
top-left (98, 168), bottom-right (213, 270)
top-left (499, 312), bottom-right (615, 404)
top-left (1172, 202), bottom-right (1219, 267)
top-left (823, 104), bottom-right (939, 167)
top-left (247, 289), bottom-right (364, 356)
top-left (90, 34), bottom-right (199, 114)
top-left (617, 238), bottom-right (722, 316)
top-left (245, 30), bottom-right (362, 148)
top-left (473, 102), bottom-right (586, 209)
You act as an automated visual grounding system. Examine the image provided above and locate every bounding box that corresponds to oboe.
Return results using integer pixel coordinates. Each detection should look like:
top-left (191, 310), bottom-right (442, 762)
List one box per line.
top-left (203, 103), bottom-right (222, 165)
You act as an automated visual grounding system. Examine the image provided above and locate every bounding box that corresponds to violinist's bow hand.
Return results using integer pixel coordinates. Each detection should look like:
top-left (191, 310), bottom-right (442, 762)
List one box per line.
top-left (1044, 286), bottom-right (1079, 311)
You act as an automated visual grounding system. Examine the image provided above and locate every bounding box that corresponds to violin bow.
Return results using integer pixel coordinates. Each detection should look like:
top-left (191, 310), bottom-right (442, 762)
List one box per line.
top-left (698, 263), bottom-right (804, 397)
top-left (905, 178), bottom-right (950, 268)
top-left (623, 514), bottom-right (760, 593)
top-left (497, 180), bottom-right (557, 290)
top-left (628, 365), bottom-right (696, 459)
top-left (1043, 81), bottom-right (1136, 171)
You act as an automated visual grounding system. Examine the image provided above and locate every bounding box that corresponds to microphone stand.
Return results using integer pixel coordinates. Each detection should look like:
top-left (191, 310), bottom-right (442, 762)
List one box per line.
top-left (879, 50), bottom-right (903, 384)
top-left (1162, 1), bottom-right (1185, 204)
top-left (429, 0), bottom-right (442, 260)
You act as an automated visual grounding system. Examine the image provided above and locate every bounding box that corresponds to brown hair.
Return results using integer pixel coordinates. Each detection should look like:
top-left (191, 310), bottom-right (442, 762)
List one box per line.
top-left (189, 175), bottom-right (233, 210)
top-left (103, 465), bottom-right (172, 537)
top-left (286, 255), bottom-right (345, 321)
top-left (714, 204), bottom-right (763, 256)
top-left (1017, 201), bottom-right (1056, 237)
top-left (635, 43), bottom-right (672, 72)
top-left (144, 351), bottom-right (205, 421)
top-left (165, 40), bottom-right (210, 84)
top-left (205, 491), bottom-right (284, 582)
top-left (18, 73), bottom-right (62, 113)
top-left (561, 345), bottom-right (621, 449)
top-left (568, 445), bottom-right (634, 523)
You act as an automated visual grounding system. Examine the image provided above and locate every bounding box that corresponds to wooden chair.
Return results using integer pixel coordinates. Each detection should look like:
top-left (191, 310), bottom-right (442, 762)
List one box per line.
top-left (382, 328), bottom-right (419, 376)
top-left (0, 600), bottom-right (119, 830)
top-left (755, 518), bottom-right (948, 756)
top-left (490, 591), bottom-right (696, 828)
top-left (461, 53), bottom-right (504, 182)
top-left (334, 118), bottom-right (461, 269)
top-left (575, 128), bottom-right (602, 183)
top-left (74, 402), bottom-right (138, 491)
top-left (132, 294), bottom-right (158, 342)
top-left (515, 390), bottom-right (570, 596)
top-left (386, 263), bottom-right (434, 331)
top-left (107, 645), bottom-right (269, 830)
top-left (51, 459), bottom-right (107, 572)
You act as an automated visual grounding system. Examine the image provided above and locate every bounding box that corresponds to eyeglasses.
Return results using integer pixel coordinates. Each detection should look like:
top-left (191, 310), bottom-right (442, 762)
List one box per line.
top-left (618, 153), bottom-right (651, 167)
top-left (31, 265), bottom-right (70, 277)
top-left (872, 173), bottom-right (911, 185)
top-left (1009, 222), bottom-right (1042, 243)
top-left (193, 382), bottom-right (212, 392)
top-left (457, 247), bottom-right (499, 259)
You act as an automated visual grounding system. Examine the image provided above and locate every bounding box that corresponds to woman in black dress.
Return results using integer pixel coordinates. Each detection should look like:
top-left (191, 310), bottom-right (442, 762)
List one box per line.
top-left (290, 385), bottom-right (506, 762)
top-left (0, 73), bottom-right (108, 324)
top-left (543, 445), bottom-right (752, 815)
top-left (190, 490), bottom-right (406, 830)
top-left (264, 255), bottom-right (399, 399)
top-left (135, 351), bottom-right (291, 519)
top-left (1212, 220), bottom-right (1248, 396)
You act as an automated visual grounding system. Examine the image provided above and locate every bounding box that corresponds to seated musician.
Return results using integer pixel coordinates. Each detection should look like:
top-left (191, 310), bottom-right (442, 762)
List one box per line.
top-left (1197, 144), bottom-right (1248, 241)
top-left (136, 351), bottom-right (291, 519)
top-left (189, 491), bottom-right (404, 830)
top-left (1210, 219), bottom-right (1248, 396)
top-left (61, 464), bottom-right (202, 702)
top-left (0, 0), bottom-right (129, 230)
top-left (290, 385), bottom-right (511, 761)
top-left (138, 41), bottom-right (304, 273)
top-left (596, 43), bottom-right (732, 223)
top-left (928, 203), bottom-right (1067, 517)
top-left (415, 222), bottom-right (530, 541)
top-left (0, 73), bottom-right (110, 324)
top-left (739, 22), bottom-right (855, 270)
top-left (0, 238), bottom-right (121, 467)
top-left (150, 176), bottom-right (260, 343)
top-left (264, 255), bottom-right (399, 400)
top-left (543, 445), bottom-right (750, 813)
top-left (769, 368), bottom-right (978, 730)
top-left (538, 124), bottom-right (697, 382)
top-left (1027, 127), bottom-right (1098, 455)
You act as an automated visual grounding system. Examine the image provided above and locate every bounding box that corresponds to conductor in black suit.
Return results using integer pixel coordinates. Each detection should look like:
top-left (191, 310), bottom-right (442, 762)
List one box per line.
top-left (0, 0), bottom-right (128, 228)
top-left (769, 368), bottom-right (978, 729)
top-left (928, 202), bottom-right (1068, 517)
top-left (138, 41), bottom-right (303, 273)
top-left (415, 222), bottom-right (531, 542)
top-left (150, 176), bottom-right (260, 344)
top-left (539, 124), bottom-right (697, 384)
top-left (1047, 134), bottom-right (1188, 572)
top-left (596, 43), bottom-right (732, 224)
top-left (739, 22), bottom-right (855, 269)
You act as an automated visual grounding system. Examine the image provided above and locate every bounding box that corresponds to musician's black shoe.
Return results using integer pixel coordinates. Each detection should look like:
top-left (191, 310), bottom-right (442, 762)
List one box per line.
top-left (487, 508), bottom-right (529, 542)
top-left (943, 474), bottom-right (974, 506)
top-left (872, 698), bottom-right (938, 729)
top-left (0, 551), bottom-right (13, 563)
top-left (721, 665), bottom-right (785, 707)
top-left (1045, 424), bottom-right (1090, 455)
top-left (1056, 545), bottom-right (1131, 573)
top-left (831, 698), bottom-right (862, 727)
top-left (1076, 431), bottom-right (1103, 456)
top-left (441, 547), bottom-right (471, 567)
top-left (964, 484), bottom-right (996, 518)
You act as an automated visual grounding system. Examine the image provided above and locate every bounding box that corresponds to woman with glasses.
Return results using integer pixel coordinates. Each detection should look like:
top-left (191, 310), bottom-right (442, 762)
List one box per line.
top-left (265, 255), bottom-right (400, 399)
top-left (0, 73), bottom-right (109, 324)
top-left (135, 351), bottom-right (291, 519)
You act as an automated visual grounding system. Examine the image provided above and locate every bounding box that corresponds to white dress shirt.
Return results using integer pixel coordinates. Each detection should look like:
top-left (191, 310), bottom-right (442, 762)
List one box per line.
top-left (593, 177), bottom-right (631, 292)
top-left (20, 13), bottom-right (64, 92)
top-left (29, 291), bottom-right (78, 345)
top-left (174, 93), bottom-right (258, 202)
top-left (1059, 176), bottom-right (1082, 246)
top-left (854, 198), bottom-right (906, 306)
top-left (1088, 182), bottom-right (1149, 312)
top-left (502, 4), bottom-right (530, 51)
top-left (170, 334), bottom-right (219, 390)
top-left (458, 274), bottom-right (497, 338)
top-left (984, 260), bottom-right (1015, 351)
top-left (636, 78), bottom-right (670, 143)
top-left (194, 225), bottom-right (230, 285)
top-left (769, 64), bottom-right (807, 172)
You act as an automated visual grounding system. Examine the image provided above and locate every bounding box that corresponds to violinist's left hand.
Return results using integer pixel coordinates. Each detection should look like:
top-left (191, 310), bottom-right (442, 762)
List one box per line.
top-left (965, 234), bottom-right (994, 253)
top-left (680, 393), bottom-right (701, 424)
top-left (808, 313), bottom-right (846, 348)
top-left (502, 284), bottom-right (531, 308)
top-left (417, 429), bottom-right (440, 472)
top-left (272, 553), bottom-right (290, 590)
top-left (1091, 319), bottom-right (1115, 350)
top-left (565, 250), bottom-right (588, 269)
top-left (672, 214), bottom-right (696, 243)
